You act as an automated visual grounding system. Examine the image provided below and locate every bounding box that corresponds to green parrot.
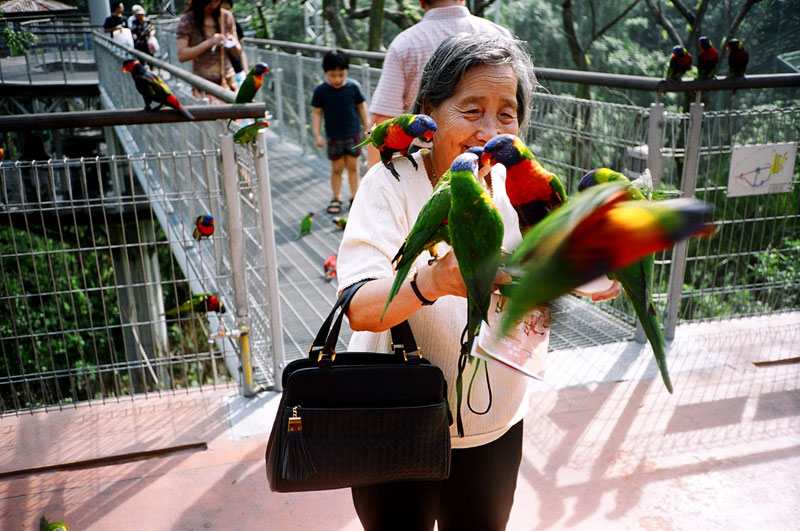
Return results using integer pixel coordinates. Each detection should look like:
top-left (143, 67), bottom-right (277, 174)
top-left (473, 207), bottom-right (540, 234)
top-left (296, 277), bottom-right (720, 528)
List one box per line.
top-left (382, 153), bottom-right (457, 318)
top-left (122, 59), bottom-right (194, 120)
top-left (40, 516), bottom-right (68, 531)
top-left (356, 114), bottom-right (437, 180)
top-left (499, 182), bottom-right (715, 394)
top-left (297, 211), bottom-right (316, 239)
top-left (448, 151), bottom-right (504, 352)
top-left (578, 168), bottom-right (671, 392)
top-left (228, 62), bottom-right (269, 127)
top-left (165, 293), bottom-right (226, 316)
top-left (233, 120), bottom-right (269, 144)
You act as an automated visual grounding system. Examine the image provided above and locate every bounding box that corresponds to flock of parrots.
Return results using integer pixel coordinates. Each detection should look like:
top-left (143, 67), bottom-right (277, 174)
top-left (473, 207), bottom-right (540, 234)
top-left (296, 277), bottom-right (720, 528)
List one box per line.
top-left (119, 37), bottom-right (727, 395)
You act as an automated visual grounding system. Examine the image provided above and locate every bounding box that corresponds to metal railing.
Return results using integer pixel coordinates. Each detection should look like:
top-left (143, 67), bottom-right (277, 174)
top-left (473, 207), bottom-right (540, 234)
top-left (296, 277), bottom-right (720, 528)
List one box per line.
top-left (2, 28), bottom-right (798, 415)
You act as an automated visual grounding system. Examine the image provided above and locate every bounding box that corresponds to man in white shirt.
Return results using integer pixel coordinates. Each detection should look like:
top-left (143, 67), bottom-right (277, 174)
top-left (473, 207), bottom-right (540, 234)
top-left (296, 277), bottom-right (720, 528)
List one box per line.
top-left (366, 0), bottom-right (511, 166)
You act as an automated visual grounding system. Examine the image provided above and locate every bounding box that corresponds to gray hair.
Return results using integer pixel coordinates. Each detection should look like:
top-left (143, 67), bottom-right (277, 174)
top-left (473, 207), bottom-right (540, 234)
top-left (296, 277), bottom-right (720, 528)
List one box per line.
top-left (411, 33), bottom-right (536, 135)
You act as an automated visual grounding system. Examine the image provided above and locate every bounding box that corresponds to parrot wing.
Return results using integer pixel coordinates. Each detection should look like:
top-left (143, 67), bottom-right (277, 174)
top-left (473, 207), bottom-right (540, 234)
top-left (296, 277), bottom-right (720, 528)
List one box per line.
top-left (382, 175), bottom-right (452, 318)
top-left (234, 72), bottom-right (256, 104)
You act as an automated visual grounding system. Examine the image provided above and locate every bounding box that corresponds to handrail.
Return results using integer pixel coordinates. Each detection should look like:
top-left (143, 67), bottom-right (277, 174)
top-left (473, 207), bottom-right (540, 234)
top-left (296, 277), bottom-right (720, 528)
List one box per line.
top-left (243, 37), bottom-right (386, 62)
top-left (243, 37), bottom-right (800, 93)
top-left (93, 31), bottom-right (238, 103)
top-left (0, 103), bottom-right (266, 131)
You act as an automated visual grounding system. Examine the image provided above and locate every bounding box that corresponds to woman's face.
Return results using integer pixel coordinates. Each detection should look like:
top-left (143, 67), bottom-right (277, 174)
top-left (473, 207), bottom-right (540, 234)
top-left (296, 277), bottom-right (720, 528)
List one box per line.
top-left (426, 64), bottom-right (519, 177)
top-left (204, 0), bottom-right (222, 14)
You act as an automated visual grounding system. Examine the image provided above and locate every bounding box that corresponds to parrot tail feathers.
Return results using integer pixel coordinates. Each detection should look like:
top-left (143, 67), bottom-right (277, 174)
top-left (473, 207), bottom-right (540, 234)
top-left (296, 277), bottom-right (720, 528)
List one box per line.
top-left (179, 106), bottom-right (195, 120)
top-left (637, 302), bottom-right (673, 393)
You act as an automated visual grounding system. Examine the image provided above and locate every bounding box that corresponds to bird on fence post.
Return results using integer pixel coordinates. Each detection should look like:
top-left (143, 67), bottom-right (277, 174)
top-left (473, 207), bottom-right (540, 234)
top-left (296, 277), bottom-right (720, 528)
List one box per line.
top-left (666, 45), bottom-right (692, 80)
top-left (696, 36), bottom-right (719, 80)
top-left (725, 38), bottom-right (749, 78)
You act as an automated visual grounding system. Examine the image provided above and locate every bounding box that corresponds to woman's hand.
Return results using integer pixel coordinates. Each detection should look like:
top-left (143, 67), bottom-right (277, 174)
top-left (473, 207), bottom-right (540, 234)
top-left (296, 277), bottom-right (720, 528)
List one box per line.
top-left (315, 135), bottom-right (325, 148)
top-left (419, 249), bottom-right (467, 299)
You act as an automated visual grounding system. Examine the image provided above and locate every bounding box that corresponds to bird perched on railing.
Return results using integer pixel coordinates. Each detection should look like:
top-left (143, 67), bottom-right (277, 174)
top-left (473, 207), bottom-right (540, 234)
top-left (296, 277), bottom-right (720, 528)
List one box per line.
top-left (122, 59), bottom-right (194, 119)
top-left (696, 36), bottom-right (719, 80)
top-left (228, 62), bottom-right (269, 127)
top-left (666, 45), bottom-right (692, 80)
top-left (193, 214), bottom-right (214, 240)
top-left (233, 120), bottom-right (269, 144)
top-left (165, 293), bottom-right (226, 316)
top-left (356, 114), bottom-right (438, 180)
top-left (481, 134), bottom-right (567, 236)
top-left (725, 38), bottom-right (749, 78)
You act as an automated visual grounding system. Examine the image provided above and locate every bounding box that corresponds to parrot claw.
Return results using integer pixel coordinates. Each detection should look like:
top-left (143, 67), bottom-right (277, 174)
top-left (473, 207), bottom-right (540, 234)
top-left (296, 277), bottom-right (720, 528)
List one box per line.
top-left (385, 161), bottom-right (401, 181)
top-left (404, 152), bottom-right (419, 171)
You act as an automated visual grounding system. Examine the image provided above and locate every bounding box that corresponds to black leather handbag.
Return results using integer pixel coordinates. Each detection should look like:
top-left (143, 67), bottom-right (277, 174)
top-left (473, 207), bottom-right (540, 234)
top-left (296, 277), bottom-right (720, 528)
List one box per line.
top-left (265, 280), bottom-right (452, 492)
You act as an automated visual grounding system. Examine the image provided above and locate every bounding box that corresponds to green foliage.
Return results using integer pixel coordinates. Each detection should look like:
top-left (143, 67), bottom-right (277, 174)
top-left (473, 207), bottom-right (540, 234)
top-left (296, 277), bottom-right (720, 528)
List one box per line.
top-left (0, 14), bottom-right (38, 56)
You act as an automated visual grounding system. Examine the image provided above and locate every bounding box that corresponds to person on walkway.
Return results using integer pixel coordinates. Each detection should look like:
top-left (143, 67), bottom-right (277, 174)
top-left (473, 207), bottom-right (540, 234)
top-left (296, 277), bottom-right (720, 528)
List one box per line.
top-left (311, 50), bottom-right (369, 215)
top-left (103, 2), bottom-right (127, 34)
top-left (338, 33), bottom-right (618, 531)
top-left (366, 0), bottom-right (511, 167)
top-left (130, 5), bottom-right (156, 57)
top-left (176, 0), bottom-right (242, 100)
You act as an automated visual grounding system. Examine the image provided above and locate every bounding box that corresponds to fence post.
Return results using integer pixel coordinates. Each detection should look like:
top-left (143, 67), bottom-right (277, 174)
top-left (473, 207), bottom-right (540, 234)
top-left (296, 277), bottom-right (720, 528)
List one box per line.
top-left (295, 52), bottom-right (307, 153)
top-left (59, 42), bottom-right (68, 84)
top-left (663, 101), bottom-right (704, 339)
top-left (220, 134), bottom-right (257, 396)
top-left (254, 129), bottom-right (286, 391)
top-left (647, 103), bottom-right (665, 189)
top-left (275, 68), bottom-right (285, 141)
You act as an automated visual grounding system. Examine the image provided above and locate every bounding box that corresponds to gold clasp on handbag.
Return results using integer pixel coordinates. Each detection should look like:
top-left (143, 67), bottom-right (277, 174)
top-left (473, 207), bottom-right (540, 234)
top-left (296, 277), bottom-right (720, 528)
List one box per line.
top-left (288, 406), bottom-right (303, 432)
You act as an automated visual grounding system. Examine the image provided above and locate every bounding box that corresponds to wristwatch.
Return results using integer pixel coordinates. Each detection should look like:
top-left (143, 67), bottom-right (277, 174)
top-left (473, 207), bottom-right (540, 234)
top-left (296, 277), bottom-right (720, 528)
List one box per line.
top-left (409, 267), bottom-right (436, 306)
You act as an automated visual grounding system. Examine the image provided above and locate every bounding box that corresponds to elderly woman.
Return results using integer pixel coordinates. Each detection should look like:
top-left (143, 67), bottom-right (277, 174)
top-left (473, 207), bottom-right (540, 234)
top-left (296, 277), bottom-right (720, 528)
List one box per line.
top-left (337, 33), bottom-right (533, 531)
top-left (176, 0), bottom-right (241, 94)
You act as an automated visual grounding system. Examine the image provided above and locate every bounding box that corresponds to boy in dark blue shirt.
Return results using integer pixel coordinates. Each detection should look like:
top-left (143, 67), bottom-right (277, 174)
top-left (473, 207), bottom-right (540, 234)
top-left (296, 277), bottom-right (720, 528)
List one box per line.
top-left (312, 50), bottom-right (369, 214)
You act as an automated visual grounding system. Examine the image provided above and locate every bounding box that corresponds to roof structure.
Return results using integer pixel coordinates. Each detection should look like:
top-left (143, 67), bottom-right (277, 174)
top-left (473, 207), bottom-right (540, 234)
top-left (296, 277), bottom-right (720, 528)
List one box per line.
top-left (0, 0), bottom-right (76, 13)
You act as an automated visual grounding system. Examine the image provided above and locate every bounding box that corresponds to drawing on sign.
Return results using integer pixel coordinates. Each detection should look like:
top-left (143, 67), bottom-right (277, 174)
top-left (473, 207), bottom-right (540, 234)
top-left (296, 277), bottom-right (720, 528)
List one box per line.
top-left (727, 143), bottom-right (796, 197)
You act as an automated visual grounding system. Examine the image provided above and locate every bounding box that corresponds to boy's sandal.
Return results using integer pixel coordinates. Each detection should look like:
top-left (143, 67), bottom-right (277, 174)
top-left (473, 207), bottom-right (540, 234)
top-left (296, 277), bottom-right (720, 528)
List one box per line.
top-left (326, 198), bottom-right (342, 214)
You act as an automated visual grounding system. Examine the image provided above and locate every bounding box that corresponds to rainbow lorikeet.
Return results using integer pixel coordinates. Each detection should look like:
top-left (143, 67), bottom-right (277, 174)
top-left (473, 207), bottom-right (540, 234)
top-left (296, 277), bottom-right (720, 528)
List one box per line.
top-left (579, 168), bottom-right (672, 392)
top-left (356, 114), bottom-right (438, 180)
top-left (667, 45), bottom-right (692, 80)
top-left (697, 36), bottom-right (719, 80)
top-left (228, 62), bottom-right (269, 127)
top-left (233, 120), bottom-right (269, 144)
top-left (165, 293), bottom-right (226, 316)
top-left (297, 211), bottom-right (316, 239)
top-left (193, 214), bottom-right (214, 240)
top-left (323, 254), bottom-right (337, 281)
top-left (448, 151), bottom-right (504, 352)
top-left (481, 134), bottom-right (567, 236)
top-left (499, 182), bottom-right (715, 392)
top-left (725, 38), bottom-right (749, 78)
top-left (331, 217), bottom-right (347, 230)
top-left (40, 516), bottom-right (68, 531)
top-left (382, 152), bottom-right (457, 318)
top-left (122, 59), bottom-right (194, 120)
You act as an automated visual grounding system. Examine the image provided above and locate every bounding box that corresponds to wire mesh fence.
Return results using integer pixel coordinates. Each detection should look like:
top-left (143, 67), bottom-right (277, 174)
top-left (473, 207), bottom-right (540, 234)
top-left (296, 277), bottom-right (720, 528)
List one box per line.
top-left (2, 32), bottom-right (798, 415)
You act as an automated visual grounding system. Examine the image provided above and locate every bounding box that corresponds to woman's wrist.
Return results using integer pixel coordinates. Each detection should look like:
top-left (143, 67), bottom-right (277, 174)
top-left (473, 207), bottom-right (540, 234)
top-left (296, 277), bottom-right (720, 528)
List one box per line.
top-left (411, 265), bottom-right (440, 304)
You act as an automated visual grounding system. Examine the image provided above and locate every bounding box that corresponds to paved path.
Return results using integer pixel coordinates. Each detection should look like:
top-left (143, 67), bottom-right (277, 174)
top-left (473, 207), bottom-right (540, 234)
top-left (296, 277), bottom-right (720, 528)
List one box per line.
top-left (2, 312), bottom-right (798, 530)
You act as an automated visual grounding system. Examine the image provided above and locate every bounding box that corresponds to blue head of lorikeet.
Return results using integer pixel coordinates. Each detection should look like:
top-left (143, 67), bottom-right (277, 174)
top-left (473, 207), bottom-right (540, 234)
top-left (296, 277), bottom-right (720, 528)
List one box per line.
top-left (697, 36), bottom-right (712, 50)
top-left (407, 114), bottom-right (438, 143)
top-left (253, 62), bottom-right (269, 76)
top-left (672, 45), bottom-right (687, 58)
top-left (480, 134), bottom-right (524, 168)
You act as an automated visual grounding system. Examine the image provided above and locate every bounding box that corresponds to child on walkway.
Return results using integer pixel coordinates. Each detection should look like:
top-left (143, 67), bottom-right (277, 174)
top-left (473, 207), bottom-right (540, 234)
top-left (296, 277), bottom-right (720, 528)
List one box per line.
top-left (312, 50), bottom-right (369, 215)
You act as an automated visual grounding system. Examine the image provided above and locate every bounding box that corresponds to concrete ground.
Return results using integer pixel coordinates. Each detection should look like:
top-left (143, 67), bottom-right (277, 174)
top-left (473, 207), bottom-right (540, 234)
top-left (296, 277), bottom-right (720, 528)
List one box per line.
top-left (2, 312), bottom-right (798, 530)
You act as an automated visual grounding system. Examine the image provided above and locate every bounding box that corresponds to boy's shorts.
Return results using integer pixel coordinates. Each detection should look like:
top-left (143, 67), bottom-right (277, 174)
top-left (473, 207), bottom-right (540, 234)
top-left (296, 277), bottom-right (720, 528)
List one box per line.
top-left (327, 134), bottom-right (362, 161)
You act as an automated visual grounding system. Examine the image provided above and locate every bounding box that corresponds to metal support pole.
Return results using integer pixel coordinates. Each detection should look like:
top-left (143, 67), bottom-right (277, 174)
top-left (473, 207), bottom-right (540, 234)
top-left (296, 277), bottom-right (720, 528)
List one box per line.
top-left (59, 43), bottom-right (68, 84)
top-left (664, 102), bottom-right (704, 339)
top-left (25, 50), bottom-right (33, 84)
top-left (254, 130), bottom-right (286, 391)
top-left (647, 103), bottom-right (665, 189)
top-left (361, 62), bottom-right (371, 108)
top-left (274, 68), bottom-right (285, 140)
top-left (220, 134), bottom-right (256, 396)
top-left (295, 53), bottom-right (306, 153)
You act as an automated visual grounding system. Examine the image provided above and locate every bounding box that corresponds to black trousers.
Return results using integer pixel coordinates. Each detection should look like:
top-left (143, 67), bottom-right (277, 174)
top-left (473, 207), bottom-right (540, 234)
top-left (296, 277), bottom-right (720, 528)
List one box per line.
top-left (351, 420), bottom-right (523, 531)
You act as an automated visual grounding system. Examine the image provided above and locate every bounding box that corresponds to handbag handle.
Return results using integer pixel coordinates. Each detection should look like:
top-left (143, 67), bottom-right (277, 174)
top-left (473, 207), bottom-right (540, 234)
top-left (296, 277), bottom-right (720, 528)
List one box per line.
top-left (308, 280), bottom-right (421, 364)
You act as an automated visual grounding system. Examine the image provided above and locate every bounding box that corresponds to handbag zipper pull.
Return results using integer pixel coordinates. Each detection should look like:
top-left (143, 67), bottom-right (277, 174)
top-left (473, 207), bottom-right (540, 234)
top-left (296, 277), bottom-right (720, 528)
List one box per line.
top-left (288, 406), bottom-right (303, 432)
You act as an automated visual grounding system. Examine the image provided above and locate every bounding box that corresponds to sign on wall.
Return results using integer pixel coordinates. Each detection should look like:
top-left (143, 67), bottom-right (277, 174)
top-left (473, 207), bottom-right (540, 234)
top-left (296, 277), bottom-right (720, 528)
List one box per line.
top-left (727, 142), bottom-right (797, 197)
